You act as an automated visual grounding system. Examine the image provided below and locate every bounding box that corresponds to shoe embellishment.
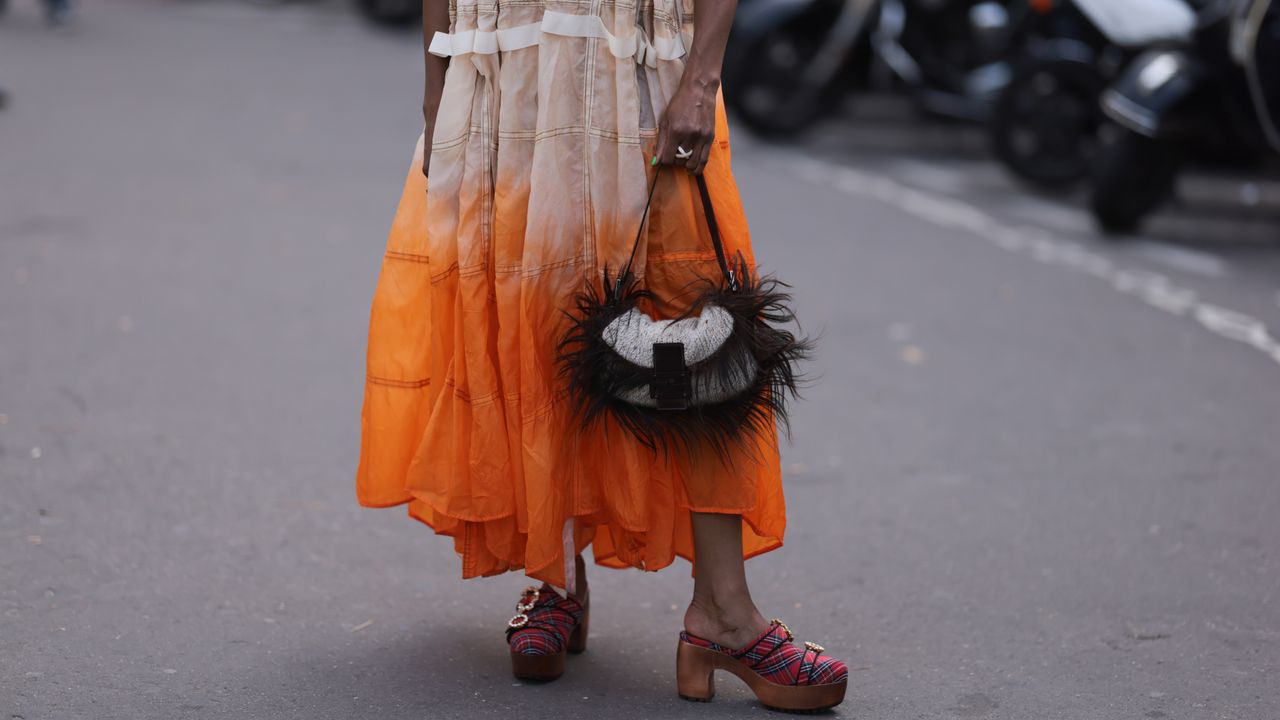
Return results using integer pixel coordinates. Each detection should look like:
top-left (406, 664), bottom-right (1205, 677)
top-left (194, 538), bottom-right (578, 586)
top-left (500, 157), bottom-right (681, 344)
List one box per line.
top-left (508, 585), bottom-right (540, 629)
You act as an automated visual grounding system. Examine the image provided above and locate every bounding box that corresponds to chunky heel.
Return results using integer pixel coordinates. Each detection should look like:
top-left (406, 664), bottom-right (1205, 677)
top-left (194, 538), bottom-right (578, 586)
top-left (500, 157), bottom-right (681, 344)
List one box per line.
top-left (567, 599), bottom-right (589, 654)
top-left (510, 650), bottom-right (565, 681)
top-left (676, 639), bottom-right (718, 702)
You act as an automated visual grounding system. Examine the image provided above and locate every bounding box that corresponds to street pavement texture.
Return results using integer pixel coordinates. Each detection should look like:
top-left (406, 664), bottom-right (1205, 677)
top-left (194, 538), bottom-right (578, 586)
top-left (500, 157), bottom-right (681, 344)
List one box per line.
top-left (3, 2), bottom-right (1279, 719)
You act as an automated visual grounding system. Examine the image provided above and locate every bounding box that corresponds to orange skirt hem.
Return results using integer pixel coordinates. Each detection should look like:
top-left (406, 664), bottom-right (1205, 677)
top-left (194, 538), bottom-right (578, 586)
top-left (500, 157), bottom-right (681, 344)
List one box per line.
top-left (367, 491), bottom-right (785, 584)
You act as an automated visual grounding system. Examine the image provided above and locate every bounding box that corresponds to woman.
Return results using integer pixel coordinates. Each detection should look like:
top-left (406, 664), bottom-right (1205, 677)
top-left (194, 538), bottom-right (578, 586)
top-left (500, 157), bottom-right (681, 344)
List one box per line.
top-left (356, 0), bottom-right (848, 710)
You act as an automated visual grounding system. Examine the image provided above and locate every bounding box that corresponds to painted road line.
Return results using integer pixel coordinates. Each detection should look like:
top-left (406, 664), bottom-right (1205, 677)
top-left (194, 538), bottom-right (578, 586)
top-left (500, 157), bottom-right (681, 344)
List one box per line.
top-left (793, 157), bottom-right (1280, 369)
top-left (1129, 241), bottom-right (1229, 279)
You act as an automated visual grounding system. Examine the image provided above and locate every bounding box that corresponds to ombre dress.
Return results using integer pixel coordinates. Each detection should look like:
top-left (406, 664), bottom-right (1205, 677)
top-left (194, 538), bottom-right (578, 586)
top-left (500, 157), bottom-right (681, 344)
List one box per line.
top-left (356, 0), bottom-right (788, 588)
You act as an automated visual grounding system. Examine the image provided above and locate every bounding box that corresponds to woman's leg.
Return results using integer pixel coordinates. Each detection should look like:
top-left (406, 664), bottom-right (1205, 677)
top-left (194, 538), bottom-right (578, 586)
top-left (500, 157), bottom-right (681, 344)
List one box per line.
top-left (683, 511), bottom-right (769, 649)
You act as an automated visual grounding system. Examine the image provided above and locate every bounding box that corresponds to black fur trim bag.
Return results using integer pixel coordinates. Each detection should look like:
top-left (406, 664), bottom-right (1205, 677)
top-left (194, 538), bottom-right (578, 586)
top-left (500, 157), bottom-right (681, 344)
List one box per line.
top-left (556, 163), bottom-right (812, 457)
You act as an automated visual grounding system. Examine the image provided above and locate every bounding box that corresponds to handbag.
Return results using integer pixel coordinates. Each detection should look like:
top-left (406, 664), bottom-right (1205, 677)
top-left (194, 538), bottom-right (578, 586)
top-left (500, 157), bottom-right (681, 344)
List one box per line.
top-left (556, 160), bottom-right (812, 456)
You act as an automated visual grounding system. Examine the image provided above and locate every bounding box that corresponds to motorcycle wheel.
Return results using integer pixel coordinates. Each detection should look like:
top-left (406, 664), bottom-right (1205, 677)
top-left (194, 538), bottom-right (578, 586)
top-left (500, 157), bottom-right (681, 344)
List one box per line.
top-left (989, 59), bottom-right (1105, 190)
top-left (724, 10), bottom-right (847, 138)
top-left (356, 0), bottom-right (421, 27)
top-left (1089, 125), bottom-right (1180, 235)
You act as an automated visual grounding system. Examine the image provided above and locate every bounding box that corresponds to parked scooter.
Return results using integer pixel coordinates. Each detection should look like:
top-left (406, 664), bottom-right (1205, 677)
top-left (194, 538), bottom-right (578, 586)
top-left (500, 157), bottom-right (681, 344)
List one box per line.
top-left (1089, 0), bottom-right (1279, 233)
top-left (723, 0), bottom-right (1030, 138)
top-left (989, 0), bottom-right (1198, 189)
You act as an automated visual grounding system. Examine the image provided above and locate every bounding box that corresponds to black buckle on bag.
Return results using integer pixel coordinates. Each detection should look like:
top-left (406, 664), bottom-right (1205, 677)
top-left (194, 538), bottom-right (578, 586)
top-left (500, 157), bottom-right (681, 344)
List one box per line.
top-left (650, 342), bottom-right (692, 411)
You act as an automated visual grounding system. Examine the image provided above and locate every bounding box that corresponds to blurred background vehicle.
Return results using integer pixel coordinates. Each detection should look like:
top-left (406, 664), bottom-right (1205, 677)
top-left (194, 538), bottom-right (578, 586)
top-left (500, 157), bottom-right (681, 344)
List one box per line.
top-left (723, 0), bottom-right (1032, 137)
top-left (721, 0), bottom-right (1204, 190)
top-left (722, 0), bottom-right (1279, 232)
top-left (722, 0), bottom-right (875, 136)
top-left (864, 0), bottom-right (1019, 123)
top-left (989, 0), bottom-right (1198, 190)
top-left (1090, 0), bottom-right (1280, 232)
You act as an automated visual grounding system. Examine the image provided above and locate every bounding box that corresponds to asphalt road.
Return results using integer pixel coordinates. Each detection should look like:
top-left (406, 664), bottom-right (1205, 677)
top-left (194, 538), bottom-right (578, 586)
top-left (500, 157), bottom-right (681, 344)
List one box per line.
top-left (2, 2), bottom-right (1279, 719)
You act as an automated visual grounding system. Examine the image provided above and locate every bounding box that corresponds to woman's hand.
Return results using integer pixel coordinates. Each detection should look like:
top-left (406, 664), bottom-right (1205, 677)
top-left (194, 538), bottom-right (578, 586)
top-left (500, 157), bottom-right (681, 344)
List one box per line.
top-left (654, 0), bottom-right (738, 175)
top-left (656, 80), bottom-right (718, 175)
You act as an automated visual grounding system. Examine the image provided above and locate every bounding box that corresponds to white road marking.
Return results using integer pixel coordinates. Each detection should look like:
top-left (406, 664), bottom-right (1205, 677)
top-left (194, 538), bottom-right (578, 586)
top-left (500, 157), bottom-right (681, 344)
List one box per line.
top-left (1129, 241), bottom-right (1229, 279)
top-left (1005, 195), bottom-right (1096, 235)
top-left (793, 157), bottom-right (1280, 369)
top-left (886, 159), bottom-right (971, 194)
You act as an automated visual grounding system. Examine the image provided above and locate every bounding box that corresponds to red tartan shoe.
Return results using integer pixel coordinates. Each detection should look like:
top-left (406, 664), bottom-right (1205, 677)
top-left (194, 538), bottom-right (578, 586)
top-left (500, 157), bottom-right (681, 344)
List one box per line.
top-left (505, 584), bottom-right (588, 681)
top-left (677, 618), bottom-right (848, 713)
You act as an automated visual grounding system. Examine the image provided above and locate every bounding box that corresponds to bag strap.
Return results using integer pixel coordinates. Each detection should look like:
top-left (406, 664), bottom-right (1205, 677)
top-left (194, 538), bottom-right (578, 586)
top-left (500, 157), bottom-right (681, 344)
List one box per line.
top-left (694, 170), bottom-right (739, 290)
top-left (618, 161), bottom-right (739, 295)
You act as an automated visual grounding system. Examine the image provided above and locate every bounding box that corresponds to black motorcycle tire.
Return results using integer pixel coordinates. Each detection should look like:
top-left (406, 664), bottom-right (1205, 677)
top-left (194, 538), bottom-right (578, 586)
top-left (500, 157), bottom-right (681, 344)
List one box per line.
top-left (356, 0), bottom-right (421, 27)
top-left (724, 9), bottom-right (848, 138)
top-left (1090, 126), bottom-right (1180, 235)
top-left (990, 59), bottom-right (1105, 190)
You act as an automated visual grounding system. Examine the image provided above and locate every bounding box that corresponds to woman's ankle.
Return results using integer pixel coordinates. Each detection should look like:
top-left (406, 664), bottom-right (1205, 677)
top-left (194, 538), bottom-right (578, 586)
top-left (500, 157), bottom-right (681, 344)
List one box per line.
top-left (570, 553), bottom-right (589, 603)
top-left (683, 591), bottom-right (768, 650)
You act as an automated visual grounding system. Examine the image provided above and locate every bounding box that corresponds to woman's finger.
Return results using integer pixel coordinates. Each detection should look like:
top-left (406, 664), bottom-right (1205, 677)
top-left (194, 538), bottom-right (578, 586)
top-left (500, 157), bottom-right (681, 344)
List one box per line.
top-left (691, 141), bottom-right (712, 175)
top-left (681, 141), bottom-right (698, 172)
top-left (682, 134), bottom-right (709, 173)
top-left (671, 136), bottom-right (695, 171)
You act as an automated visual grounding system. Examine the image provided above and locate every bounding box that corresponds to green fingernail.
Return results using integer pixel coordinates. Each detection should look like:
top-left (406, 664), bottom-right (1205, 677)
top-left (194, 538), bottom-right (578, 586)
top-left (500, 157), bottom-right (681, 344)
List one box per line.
top-left (651, 155), bottom-right (658, 166)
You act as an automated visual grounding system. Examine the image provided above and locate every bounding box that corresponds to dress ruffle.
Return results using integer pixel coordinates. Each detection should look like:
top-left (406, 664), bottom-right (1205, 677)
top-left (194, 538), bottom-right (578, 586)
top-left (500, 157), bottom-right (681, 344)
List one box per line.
top-left (356, 0), bottom-right (788, 587)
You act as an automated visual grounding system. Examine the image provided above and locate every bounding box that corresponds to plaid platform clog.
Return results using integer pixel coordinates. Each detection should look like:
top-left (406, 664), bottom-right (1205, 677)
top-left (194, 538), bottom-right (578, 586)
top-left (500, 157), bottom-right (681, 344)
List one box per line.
top-left (506, 584), bottom-right (588, 681)
top-left (676, 618), bottom-right (848, 713)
